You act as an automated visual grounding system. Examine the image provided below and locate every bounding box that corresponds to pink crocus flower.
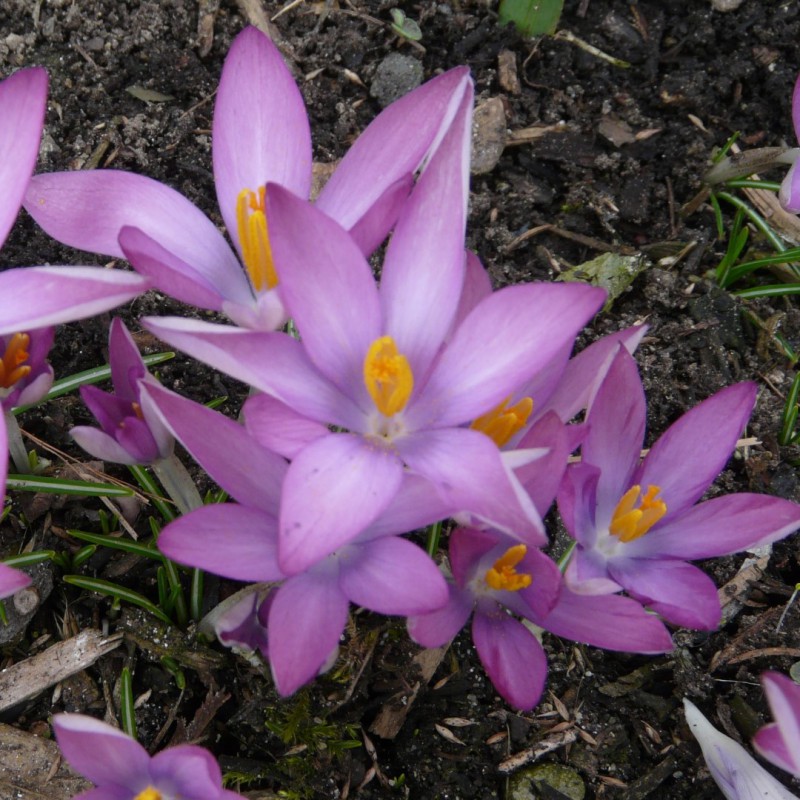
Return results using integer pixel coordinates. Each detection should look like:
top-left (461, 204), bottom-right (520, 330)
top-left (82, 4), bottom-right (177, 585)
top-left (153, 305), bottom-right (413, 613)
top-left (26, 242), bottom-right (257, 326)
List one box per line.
top-left (0, 67), bottom-right (148, 598)
top-left (53, 713), bottom-right (243, 800)
top-left (142, 89), bottom-right (606, 574)
top-left (24, 27), bottom-right (472, 331)
top-left (780, 73), bottom-right (800, 213)
top-left (558, 347), bottom-right (800, 629)
top-left (754, 671), bottom-right (800, 778)
top-left (141, 381), bottom-right (454, 695)
top-left (70, 318), bottom-right (172, 465)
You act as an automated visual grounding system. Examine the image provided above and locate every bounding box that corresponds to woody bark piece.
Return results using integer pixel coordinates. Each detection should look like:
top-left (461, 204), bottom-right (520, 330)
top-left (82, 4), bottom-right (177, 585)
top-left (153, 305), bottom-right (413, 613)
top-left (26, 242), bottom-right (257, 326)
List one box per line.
top-left (0, 629), bottom-right (123, 713)
top-left (0, 722), bottom-right (92, 799)
top-left (498, 50), bottom-right (520, 95)
top-left (471, 98), bottom-right (507, 175)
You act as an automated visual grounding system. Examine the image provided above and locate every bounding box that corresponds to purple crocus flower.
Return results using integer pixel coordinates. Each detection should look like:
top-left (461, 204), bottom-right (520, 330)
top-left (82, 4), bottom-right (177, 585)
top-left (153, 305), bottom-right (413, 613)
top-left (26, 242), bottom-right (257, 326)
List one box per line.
top-left (558, 347), bottom-right (800, 629)
top-left (780, 73), bottom-right (800, 213)
top-left (70, 318), bottom-right (172, 465)
top-left (684, 699), bottom-right (798, 800)
top-left (141, 381), bottom-right (453, 695)
top-left (53, 713), bottom-right (243, 800)
top-left (142, 91), bottom-right (606, 574)
top-left (754, 671), bottom-right (800, 777)
top-left (24, 27), bottom-right (472, 331)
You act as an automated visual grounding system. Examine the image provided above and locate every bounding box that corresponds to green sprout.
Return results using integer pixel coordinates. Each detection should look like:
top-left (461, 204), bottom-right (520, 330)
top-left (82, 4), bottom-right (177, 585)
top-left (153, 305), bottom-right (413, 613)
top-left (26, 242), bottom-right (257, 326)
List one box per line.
top-left (499, 0), bottom-right (565, 36)
top-left (389, 8), bottom-right (422, 41)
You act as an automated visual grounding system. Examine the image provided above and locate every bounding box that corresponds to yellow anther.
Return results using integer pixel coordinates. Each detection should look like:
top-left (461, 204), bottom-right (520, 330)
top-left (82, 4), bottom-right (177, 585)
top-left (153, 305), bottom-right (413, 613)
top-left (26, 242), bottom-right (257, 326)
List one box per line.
top-left (0, 333), bottom-right (31, 389)
top-left (236, 186), bottom-right (278, 292)
top-left (363, 336), bottom-right (414, 417)
top-left (485, 545), bottom-right (533, 592)
top-left (471, 396), bottom-right (534, 447)
top-left (609, 484), bottom-right (667, 543)
top-left (133, 787), bottom-right (162, 800)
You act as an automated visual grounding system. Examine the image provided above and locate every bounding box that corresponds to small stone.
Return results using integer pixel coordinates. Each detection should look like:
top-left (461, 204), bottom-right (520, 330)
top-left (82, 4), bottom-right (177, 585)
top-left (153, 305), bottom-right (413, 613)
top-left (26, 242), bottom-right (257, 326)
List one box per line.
top-left (369, 53), bottom-right (424, 108)
top-left (711, 0), bottom-right (746, 10)
top-left (498, 50), bottom-right (520, 95)
top-left (508, 763), bottom-right (586, 800)
top-left (471, 97), bottom-right (507, 175)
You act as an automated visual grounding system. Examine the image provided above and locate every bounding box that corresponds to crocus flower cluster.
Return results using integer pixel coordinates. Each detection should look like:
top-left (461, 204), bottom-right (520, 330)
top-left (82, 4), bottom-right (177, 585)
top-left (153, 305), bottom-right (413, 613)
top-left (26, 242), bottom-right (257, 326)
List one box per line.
top-left (22, 26), bottom-right (800, 713)
top-left (4, 29), bottom-right (800, 799)
top-left (685, 672), bottom-right (800, 799)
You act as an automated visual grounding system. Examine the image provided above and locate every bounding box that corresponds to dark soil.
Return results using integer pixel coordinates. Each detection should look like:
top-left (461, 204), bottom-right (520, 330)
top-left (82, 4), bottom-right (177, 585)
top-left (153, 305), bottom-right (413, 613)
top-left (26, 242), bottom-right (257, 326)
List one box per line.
top-left (2, 1), bottom-right (800, 798)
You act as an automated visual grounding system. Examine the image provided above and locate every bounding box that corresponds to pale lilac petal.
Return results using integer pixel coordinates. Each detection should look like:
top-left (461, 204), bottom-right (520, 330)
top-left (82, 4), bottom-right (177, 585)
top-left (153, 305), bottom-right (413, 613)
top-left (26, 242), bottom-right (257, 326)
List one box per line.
top-left (346, 174), bottom-right (413, 255)
top-left (398, 428), bottom-right (545, 545)
top-left (635, 382), bottom-right (757, 516)
top-left (118, 226), bottom-right (229, 311)
top-left (70, 426), bottom-right (142, 465)
top-left (0, 563), bottom-right (30, 600)
top-left (537, 325), bottom-right (648, 423)
top-left (583, 348), bottom-right (646, 524)
top-left (243, 393), bottom-right (329, 459)
top-left (780, 160), bottom-right (800, 213)
top-left (339, 537), bottom-right (447, 615)
top-left (114, 415), bottom-right (164, 463)
top-left (53, 714), bottom-right (150, 790)
top-left (224, 288), bottom-right (287, 332)
top-left (213, 26), bottom-right (312, 249)
top-left (316, 67), bottom-right (472, 231)
top-left (158, 505), bottom-right (282, 582)
top-left (685, 700), bottom-right (799, 800)
top-left (108, 318), bottom-right (143, 401)
top-left (754, 672), bottom-right (800, 777)
top-left (563, 550), bottom-right (622, 595)
top-left (542, 586), bottom-right (673, 653)
top-left (0, 267), bottom-right (147, 335)
top-left (607, 557), bottom-right (721, 629)
top-left (623, 494), bottom-right (800, 560)
top-left (268, 573), bottom-right (350, 696)
top-left (510, 546), bottom-right (562, 619)
top-left (380, 89), bottom-right (472, 380)
top-left (13, 366), bottom-right (54, 409)
top-left (214, 591), bottom-right (269, 654)
top-left (24, 171), bottom-right (246, 297)
top-left (449, 251), bottom-right (493, 336)
top-left (407, 583), bottom-right (473, 647)
top-left (449, 527), bottom-right (498, 587)
top-left (140, 382), bottom-right (286, 512)
top-left (557, 462), bottom-right (601, 549)
top-left (142, 318), bottom-right (363, 429)
top-left (265, 185), bottom-right (380, 402)
top-left (279, 434), bottom-right (403, 574)
top-left (0, 67), bottom-right (47, 247)
top-left (409, 283), bottom-right (605, 429)
top-left (472, 612), bottom-right (548, 710)
top-left (794, 75), bottom-right (800, 148)
top-left (514, 412), bottom-right (570, 517)
top-left (150, 745), bottom-right (224, 800)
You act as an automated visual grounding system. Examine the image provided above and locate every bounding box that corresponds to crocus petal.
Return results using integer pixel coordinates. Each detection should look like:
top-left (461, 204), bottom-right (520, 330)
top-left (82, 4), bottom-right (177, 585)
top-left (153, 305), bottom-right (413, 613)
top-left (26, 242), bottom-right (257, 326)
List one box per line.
top-left (398, 427), bottom-right (545, 545)
top-left (0, 563), bottom-right (30, 600)
top-left (214, 589), bottom-right (271, 654)
top-left (0, 67), bottom-right (47, 247)
top-left (141, 317), bottom-right (363, 429)
top-left (541, 586), bottom-right (673, 653)
top-left (780, 160), bottom-right (800, 213)
top-left (114, 415), bottom-right (163, 463)
top-left (557, 461), bottom-right (601, 549)
top-left (243, 393), bottom-right (329, 459)
top-left (70, 426), bottom-right (142, 465)
top-left (409, 283), bottom-right (605, 429)
top-left (607, 557), bottom-right (721, 629)
top-left (684, 699), bottom-right (799, 800)
top-left (536, 325), bottom-right (647, 423)
top-left (623, 494), bottom-right (800, 560)
top-left (346, 174), bottom-right (413, 255)
top-left (449, 251), bottom-right (493, 336)
top-left (107, 318), bottom-right (144, 401)
top-left (472, 611), bottom-right (548, 711)
top-left (149, 745), bottom-right (225, 800)
top-left (279, 434), bottom-right (403, 574)
top-left (213, 26), bottom-right (312, 250)
top-left (635, 382), bottom-right (757, 516)
top-left (754, 672), bottom-right (800, 777)
top-left (563, 546), bottom-right (622, 595)
top-left (0, 267), bottom-right (147, 335)
top-left (380, 87), bottom-right (472, 381)
top-left (73, 787), bottom-right (130, 800)
top-left (24, 171), bottom-right (247, 300)
top-left (408, 582), bottom-right (473, 647)
top-left (118, 226), bottom-right (229, 312)
top-left (315, 66), bottom-right (472, 233)
top-left (12, 366), bottom-right (54, 410)
top-left (582, 347), bottom-right (646, 524)
top-left (339, 537), bottom-right (447, 615)
top-left (53, 714), bottom-right (150, 791)
top-left (265, 185), bottom-right (380, 403)
top-left (511, 546), bottom-right (563, 620)
top-left (449, 527), bottom-right (499, 588)
top-left (141, 382), bottom-right (286, 513)
top-left (158, 505), bottom-right (283, 582)
top-left (268, 572), bottom-right (350, 696)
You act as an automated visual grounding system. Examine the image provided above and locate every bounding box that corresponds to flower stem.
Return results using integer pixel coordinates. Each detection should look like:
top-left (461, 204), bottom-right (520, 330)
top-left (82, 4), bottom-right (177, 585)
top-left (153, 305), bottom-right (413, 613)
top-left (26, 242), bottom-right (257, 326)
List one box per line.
top-left (4, 411), bottom-right (30, 474)
top-left (151, 454), bottom-right (203, 515)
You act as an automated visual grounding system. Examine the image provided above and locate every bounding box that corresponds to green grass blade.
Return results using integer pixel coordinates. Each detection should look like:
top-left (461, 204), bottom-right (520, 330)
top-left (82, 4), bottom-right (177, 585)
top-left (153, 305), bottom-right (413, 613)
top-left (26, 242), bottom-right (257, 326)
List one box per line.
top-left (67, 529), bottom-right (161, 559)
top-left (120, 666), bottom-right (137, 738)
top-left (63, 575), bottom-right (172, 624)
top-left (128, 465), bottom-right (176, 522)
top-left (779, 373), bottom-right (800, 446)
top-left (734, 283), bottom-right (800, 299)
top-left (3, 550), bottom-right (56, 568)
top-left (7, 475), bottom-right (133, 496)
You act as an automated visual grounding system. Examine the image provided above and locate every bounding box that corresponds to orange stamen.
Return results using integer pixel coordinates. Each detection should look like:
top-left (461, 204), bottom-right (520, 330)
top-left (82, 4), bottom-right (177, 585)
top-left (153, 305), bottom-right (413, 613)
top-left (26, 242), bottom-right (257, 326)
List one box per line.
top-left (609, 484), bottom-right (667, 543)
top-left (485, 545), bottom-right (533, 592)
top-left (0, 333), bottom-right (31, 389)
top-left (363, 336), bottom-right (413, 417)
top-left (236, 186), bottom-right (278, 292)
top-left (471, 396), bottom-right (534, 447)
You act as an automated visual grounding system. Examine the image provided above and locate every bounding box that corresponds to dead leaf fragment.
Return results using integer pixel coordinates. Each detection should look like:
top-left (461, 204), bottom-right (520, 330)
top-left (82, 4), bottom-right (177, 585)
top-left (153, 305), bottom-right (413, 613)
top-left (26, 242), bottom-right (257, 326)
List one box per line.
top-left (498, 50), bottom-right (520, 95)
top-left (435, 723), bottom-right (466, 746)
top-left (125, 85), bottom-right (174, 103)
top-left (471, 97), bottom-right (507, 175)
